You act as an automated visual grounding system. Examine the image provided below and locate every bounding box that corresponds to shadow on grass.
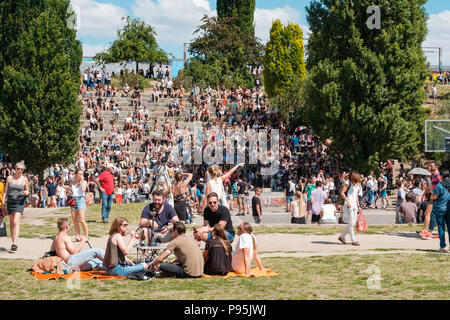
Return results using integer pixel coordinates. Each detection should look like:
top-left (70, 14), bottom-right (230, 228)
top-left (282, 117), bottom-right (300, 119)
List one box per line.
top-left (310, 241), bottom-right (342, 245)
top-left (386, 232), bottom-right (421, 239)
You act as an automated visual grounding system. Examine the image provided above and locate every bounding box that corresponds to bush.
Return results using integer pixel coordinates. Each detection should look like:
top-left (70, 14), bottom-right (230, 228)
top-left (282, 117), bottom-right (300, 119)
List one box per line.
top-left (115, 69), bottom-right (146, 90)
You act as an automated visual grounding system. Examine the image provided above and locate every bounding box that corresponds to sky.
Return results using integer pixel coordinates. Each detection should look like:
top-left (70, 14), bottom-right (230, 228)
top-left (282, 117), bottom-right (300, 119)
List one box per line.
top-left (72, 0), bottom-right (450, 66)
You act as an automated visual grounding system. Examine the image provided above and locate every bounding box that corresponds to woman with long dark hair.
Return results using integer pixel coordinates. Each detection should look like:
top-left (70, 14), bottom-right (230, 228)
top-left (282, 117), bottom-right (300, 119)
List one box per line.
top-left (203, 224), bottom-right (233, 276)
top-left (171, 172), bottom-right (193, 223)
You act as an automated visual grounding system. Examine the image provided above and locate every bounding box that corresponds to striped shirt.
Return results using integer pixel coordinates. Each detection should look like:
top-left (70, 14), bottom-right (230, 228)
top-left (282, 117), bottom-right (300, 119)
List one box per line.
top-left (431, 171), bottom-right (441, 189)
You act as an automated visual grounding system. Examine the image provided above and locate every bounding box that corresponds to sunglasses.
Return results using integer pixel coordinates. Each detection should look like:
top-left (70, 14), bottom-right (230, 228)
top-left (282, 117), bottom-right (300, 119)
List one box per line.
top-left (208, 201), bottom-right (217, 205)
top-left (121, 224), bottom-right (128, 227)
top-left (16, 168), bottom-right (24, 170)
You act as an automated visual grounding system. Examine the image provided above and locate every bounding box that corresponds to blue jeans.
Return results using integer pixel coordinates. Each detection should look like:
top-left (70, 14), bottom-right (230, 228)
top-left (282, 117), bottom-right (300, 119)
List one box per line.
top-left (67, 248), bottom-right (105, 271)
top-left (101, 193), bottom-right (113, 221)
top-left (429, 209), bottom-right (438, 232)
top-left (108, 263), bottom-right (145, 276)
top-left (58, 197), bottom-right (66, 207)
top-left (436, 208), bottom-right (450, 249)
top-left (368, 190), bottom-right (374, 205)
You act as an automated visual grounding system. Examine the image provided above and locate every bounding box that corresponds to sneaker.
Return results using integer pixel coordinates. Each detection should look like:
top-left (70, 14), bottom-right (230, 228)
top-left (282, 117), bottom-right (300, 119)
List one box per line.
top-left (438, 248), bottom-right (449, 253)
top-left (432, 234), bottom-right (440, 239)
top-left (419, 231), bottom-right (431, 240)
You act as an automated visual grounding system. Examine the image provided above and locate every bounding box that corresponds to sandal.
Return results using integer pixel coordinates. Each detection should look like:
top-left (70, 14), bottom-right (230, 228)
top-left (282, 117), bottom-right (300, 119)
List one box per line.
top-left (352, 242), bottom-right (360, 246)
top-left (11, 244), bottom-right (18, 252)
top-left (338, 236), bottom-right (346, 245)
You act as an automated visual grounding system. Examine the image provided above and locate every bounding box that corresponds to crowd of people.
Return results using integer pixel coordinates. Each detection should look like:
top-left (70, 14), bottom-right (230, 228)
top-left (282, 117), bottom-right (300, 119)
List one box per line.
top-left (1, 68), bottom-right (449, 258)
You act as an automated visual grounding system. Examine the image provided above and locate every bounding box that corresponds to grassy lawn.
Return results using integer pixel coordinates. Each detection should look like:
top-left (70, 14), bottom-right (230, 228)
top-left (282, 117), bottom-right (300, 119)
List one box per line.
top-left (425, 83), bottom-right (450, 119)
top-left (18, 203), bottom-right (423, 239)
top-left (1, 253), bottom-right (448, 300)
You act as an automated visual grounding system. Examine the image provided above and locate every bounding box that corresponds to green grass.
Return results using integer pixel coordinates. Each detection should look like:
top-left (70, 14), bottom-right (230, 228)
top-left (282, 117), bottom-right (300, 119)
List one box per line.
top-left (2, 253), bottom-right (448, 300)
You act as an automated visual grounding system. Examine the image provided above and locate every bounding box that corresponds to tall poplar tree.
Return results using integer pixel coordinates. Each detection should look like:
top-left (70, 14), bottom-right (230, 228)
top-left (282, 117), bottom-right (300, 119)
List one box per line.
top-left (303, 0), bottom-right (429, 173)
top-left (263, 20), bottom-right (306, 98)
top-left (0, 0), bottom-right (82, 176)
top-left (217, 0), bottom-right (256, 37)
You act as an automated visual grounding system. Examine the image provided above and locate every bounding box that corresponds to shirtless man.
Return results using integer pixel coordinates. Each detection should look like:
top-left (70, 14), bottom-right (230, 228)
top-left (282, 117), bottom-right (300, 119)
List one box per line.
top-left (51, 218), bottom-right (105, 271)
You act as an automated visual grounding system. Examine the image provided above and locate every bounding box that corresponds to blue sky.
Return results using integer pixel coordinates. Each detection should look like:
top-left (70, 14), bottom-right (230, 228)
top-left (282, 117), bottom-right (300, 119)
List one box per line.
top-left (73, 0), bottom-right (450, 65)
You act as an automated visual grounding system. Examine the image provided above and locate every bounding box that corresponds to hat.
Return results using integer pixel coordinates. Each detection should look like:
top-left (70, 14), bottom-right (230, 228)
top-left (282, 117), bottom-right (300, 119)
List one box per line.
top-left (107, 163), bottom-right (115, 169)
top-left (199, 178), bottom-right (204, 182)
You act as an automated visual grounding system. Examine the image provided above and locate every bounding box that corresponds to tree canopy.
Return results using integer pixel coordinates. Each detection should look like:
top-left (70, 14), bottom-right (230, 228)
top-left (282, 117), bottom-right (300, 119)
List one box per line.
top-left (176, 15), bottom-right (264, 89)
top-left (94, 16), bottom-right (168, 73)
top-left (263, 19), bottom-right (306, 98)
top-left (0, 0), bottom-right (82, 175)
top-left (217, 0), bottom-right (255, 37)
top-left (303, 0), bottom-right (429, 174)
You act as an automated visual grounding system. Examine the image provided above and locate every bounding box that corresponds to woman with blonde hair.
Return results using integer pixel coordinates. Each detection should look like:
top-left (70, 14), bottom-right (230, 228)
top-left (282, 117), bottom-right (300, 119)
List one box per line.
top-left (2, 161), bottom-right (29, 252)
top-left (104, 217), bottom-right (149, 276)
top-left (65, 169), bottom-right (88, 241)
top-left (231, 222), bottom-right (263, 275)
top-left (290, 191), bottom-right (307, 224)
top-left (203, 163), bottom-right (244, 209)
top-left (203, 223), bottom-right (233, 276)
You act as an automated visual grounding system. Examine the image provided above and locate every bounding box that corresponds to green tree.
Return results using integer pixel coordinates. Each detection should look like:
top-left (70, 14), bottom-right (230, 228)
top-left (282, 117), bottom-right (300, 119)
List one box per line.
top-left (178, 15), bottom-right (264, 89)
top-left (0, 0), bottom-right (82, 177)
top-left (263, 20), bottom-right (306, 98)
top-left (217, 0), bottom-right (255, 37)
top-left (94, 16), bottom-right (168, 73)
top-left (303, 0), bottom-right (429, 174)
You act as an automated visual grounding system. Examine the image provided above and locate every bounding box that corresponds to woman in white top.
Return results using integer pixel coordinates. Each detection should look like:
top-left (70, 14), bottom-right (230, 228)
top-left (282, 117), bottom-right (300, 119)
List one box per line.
top-left (65, 169), bottom-right (88, 241)
top-left (203, 163), bottom-right (244, 209)
top-left (231, 222), bottom-right (263, 275)
top-left (320, 198), bottom-right (337, 224)
top-left (290, 191), bottom-right (307, 224)
top-left (338, 172), bottom-right (362, 246)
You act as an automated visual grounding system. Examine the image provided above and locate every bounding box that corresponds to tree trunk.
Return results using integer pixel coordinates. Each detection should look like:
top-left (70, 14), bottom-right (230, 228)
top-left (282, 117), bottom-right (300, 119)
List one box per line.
top-left (136, 61), bottom-right (139, 74)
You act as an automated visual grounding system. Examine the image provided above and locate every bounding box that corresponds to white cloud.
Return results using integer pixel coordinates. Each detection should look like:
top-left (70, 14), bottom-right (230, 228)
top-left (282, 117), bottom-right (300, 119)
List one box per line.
top-left (70, 0), bottom-right (128, 38)
top-left (82, 44), bottom-right (107, 57)
top-left (424, 10), bottom-right (450, 67)
top-left (254, 5), bottom-right (304, 44)
top-left (131, 0), bottom-right (215, 46)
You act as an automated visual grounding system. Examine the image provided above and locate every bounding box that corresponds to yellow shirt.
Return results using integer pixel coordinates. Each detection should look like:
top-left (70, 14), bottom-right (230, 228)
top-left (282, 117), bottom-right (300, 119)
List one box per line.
top-left (0, 181), bottom-right (4, 205)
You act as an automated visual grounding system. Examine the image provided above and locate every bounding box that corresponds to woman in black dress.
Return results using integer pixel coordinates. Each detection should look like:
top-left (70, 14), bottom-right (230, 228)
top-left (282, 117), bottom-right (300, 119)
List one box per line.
top-left (3, 161), bottom-right (29, 252)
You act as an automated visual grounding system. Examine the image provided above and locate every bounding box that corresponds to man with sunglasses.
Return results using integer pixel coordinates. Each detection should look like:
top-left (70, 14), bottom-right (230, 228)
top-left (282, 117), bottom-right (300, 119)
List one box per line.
top-left (193, 192), bottom-right (235, 243)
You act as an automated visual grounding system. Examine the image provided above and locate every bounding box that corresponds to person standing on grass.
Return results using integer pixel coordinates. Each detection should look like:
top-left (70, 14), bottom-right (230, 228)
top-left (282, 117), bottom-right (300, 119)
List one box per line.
top-left (3, 161), bottom-right (29, 252)
top-left (65, 169), bottom-right (88, 241)
top-left (96, 163), bottom-right (115, 223)
top-left (338, 172), bottom-right (362, 246)
top-left (310, 181), bottom-right (327, 224)
top-left (252, 187), bottom-right (263, 224)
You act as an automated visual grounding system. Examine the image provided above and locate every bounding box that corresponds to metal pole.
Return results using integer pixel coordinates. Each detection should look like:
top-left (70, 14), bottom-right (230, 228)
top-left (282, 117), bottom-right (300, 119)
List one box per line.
top-left (439, 48), bottom-right (443, 73)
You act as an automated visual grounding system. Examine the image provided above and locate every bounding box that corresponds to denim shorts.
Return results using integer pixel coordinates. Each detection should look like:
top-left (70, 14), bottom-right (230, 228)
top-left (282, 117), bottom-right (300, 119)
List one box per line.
top-left (286, 196), bottom-right (295, 205)
top-left (73, 196), bottom-right (87, 210)
top-left (208, 230), bottom-right (235, 243)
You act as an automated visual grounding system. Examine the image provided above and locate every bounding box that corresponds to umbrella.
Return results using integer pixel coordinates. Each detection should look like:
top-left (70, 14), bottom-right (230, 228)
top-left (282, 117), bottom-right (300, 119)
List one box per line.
top-left (408, 168), bottom-right (431, 176)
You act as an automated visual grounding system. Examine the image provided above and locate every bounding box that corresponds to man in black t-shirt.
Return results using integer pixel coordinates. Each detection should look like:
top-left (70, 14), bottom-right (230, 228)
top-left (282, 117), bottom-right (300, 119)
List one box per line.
top-left (194, 192), bottom-right (235, 243)
top-left (139, 190), bottom-right (179, 244)
top-left (284, 178), bottom-right (296, 212)
top-left (252, 187), bottom-right (263, 224)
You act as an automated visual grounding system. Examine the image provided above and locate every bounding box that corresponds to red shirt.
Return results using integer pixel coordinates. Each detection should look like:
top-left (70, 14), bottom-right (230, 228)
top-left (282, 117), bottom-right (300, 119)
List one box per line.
top-left (98, 171), bottom-right (115, 195)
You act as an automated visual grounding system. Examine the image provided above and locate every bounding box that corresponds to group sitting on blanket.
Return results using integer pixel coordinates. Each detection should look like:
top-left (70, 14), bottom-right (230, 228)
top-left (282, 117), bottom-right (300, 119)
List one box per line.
top-left (45, 190), bottom-right (263, 278)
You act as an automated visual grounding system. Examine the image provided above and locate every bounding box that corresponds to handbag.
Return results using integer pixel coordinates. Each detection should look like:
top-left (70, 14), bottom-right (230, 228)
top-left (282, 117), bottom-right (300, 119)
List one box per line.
top-left (355, 211), bottom-right (368, 233)
top-left (67, 196), bottom-right (76, 208)
top-left (0, 218), bottom-right (7, 237)
top-left (0, 204), bottom-right (7, 218)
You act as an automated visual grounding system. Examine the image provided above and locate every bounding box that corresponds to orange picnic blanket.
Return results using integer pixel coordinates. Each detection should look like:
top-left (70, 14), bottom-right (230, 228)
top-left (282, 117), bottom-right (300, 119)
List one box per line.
top-left (202, 268), bottom-right (280, 278)
top-left (31, 270), bottom-right (126, 281)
